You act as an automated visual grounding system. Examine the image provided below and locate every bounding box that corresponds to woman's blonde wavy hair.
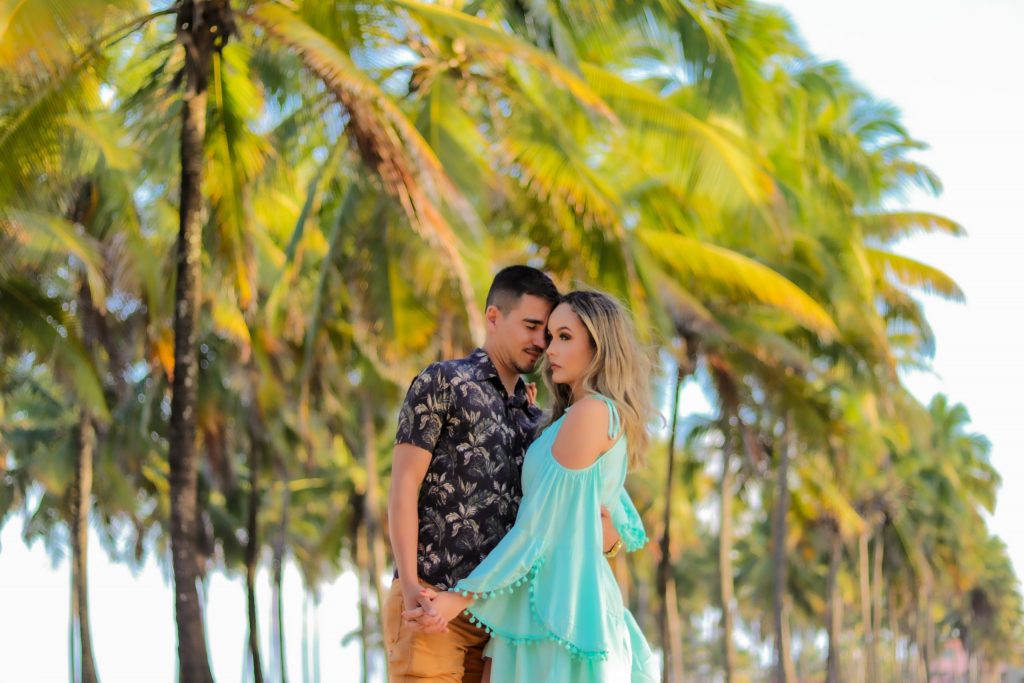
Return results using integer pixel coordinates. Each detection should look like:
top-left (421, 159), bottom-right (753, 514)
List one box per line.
top-left (542, 290), bottom-right (655, 469)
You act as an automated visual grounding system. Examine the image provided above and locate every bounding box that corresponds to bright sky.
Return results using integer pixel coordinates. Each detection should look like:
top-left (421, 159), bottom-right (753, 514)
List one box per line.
top-left (1, 1), bottom-right (1022, 681)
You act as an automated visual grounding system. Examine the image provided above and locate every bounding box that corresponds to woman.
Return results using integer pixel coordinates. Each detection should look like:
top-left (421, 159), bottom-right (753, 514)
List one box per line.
top-left (404, 290), bottom-right (659, 683)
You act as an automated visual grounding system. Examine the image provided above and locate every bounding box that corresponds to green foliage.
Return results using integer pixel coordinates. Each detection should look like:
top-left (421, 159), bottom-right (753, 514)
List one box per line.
top-left (0, 0), bottom-right (1020, 680)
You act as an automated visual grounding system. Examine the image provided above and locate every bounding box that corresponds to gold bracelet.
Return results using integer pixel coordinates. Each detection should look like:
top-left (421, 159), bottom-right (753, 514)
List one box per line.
top-left (604, 539), bottom-right (623, 559)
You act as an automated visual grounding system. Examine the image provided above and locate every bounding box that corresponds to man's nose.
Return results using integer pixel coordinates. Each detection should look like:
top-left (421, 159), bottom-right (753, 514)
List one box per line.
top-left (534, 330), bottom-right (549, 350)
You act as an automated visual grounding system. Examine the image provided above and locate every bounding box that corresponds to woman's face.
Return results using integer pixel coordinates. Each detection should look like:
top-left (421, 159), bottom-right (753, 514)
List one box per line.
top-left (545, 303), bottom-right (595, 393)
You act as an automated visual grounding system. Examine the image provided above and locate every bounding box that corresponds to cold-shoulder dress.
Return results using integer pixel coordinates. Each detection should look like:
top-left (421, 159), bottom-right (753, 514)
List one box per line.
top-left (451, 394), bottom-right (658, 683)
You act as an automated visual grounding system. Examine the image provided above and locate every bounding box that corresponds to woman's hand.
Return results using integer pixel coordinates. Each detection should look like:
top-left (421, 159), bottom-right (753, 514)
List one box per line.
top-left (525, 381), bottom-right (538, 407)
top-left (402, 588), bottom-right (474, 633)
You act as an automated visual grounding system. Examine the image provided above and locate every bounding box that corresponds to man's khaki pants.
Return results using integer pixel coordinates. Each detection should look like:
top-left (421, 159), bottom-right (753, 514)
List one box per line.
top-left (383, 578), bottom-right (489, 683)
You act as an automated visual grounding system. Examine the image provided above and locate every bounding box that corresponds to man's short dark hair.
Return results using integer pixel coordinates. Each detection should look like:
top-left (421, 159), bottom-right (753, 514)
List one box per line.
top-left (485, 265), bottom-right (560, 313)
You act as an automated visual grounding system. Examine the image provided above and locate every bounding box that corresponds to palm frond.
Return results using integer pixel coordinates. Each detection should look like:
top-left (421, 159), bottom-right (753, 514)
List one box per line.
top-left (637, 228), bottom-right (838, 339)
top-left (206, 42), bottom-right (271, 310)
top-left (865, 247), bottom-right (965, 302)
top-left (393, 0), bottom-right (614, 120)
top-left (247, 3), bottom-right (486, 339)
top-left (0, 0), bottom-right (145, 76)
top-left (582, 64), bottom-right (771, 207)
top-left (5, 208), bottom-right (107, 307)
top-left (0, 276), bottom-right (109, 420)
top-left (859, 211), bottom-right (965, 244)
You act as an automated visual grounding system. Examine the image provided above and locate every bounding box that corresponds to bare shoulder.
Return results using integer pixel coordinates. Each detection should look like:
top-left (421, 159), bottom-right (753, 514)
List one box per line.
top-left (551, 397), bottom-right (615, 470)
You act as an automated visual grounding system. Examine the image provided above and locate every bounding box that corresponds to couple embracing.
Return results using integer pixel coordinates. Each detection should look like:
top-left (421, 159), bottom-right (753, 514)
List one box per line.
top-left (384, 265), bottom-right (659, 683)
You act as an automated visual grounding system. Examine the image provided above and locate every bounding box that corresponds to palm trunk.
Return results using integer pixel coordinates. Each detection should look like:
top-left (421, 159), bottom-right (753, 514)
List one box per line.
top-left (659, 366), bottom-right (685, 683)
top-left (826, 525), bottom-right (843, 683)
top-left (245, 390), bottom-right (264, 683)
top-left (859, 530), bottom-right (877, 683)
top-left (890, 593), bottom-right (901, 682)
top-left (361, 402), bottom-right (387, 622)
top-left (923, 588), bottom-right (935, 683)
top-left (780, 598), bottom-right (798, 683)
top-left (71, 411), bottom-right (99, 683)
top-left (871, 532), bottom-right (884, 681)
top-left (665, 576), bottom-right (685, 683)
top-left (914, 583), bottom-right (931, 683)
top-left (313, 591), bottom-right (322, 683)
top-left (302, 589), bottom-right (310, 683)
top-left (169, 4), bottom-right (232, 681)
top-left (356, 521), bottom-right (372, 683)
top-left (772, 422), bottom-right (795, 683)
top-left (270, 455), bottom-right (289, 683)
top-left (917, 593), bottom-right (925, 683)
top-left (69, 589), bottom-right (77, 683)
top-left (719, 448), bottom-right (737, 683)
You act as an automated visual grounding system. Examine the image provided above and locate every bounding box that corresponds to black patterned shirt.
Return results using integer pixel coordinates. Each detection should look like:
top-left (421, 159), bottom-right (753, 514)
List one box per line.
top-left (394, 347), bottom-right (543, 590)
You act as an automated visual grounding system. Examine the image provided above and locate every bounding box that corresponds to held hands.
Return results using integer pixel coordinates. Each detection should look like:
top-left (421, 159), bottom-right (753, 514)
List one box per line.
top-left (401, 582), bottom-right (441, 629)
top-left (402, 508), bottom-right (618, 635)
top-left (525, 382), bottom-right (538, 407)
top-left (402, 587), bottom-right (473, 634)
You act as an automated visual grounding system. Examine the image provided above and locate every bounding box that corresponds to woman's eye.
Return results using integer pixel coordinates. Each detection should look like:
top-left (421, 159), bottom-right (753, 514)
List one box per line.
top-left (560, 334), bottom-right (570, 341)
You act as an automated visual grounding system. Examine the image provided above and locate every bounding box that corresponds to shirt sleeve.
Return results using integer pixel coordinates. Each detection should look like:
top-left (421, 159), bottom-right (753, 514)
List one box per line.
top-left (611, 487), bottom-right (649, 552)
top-left (394, 363), bottom-right (452, 453)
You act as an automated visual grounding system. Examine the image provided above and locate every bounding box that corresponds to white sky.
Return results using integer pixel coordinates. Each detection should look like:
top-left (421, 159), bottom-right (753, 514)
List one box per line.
top-left (1, 1), bottom-right (1022, 681)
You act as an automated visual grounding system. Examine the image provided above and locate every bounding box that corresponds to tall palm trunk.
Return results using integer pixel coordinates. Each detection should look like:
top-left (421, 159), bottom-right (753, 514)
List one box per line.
top-left (313, 591), bottom-right (322, 683)
top-left (923, 586), bottom-right (936, 683)
top-left (361, 402), bottom-right (387, 619)
top-left (270, 454), bottom-right (290, 683)
top-left (356, 519), bottom-right (372, 683)
top-left (826, 524), bottom-right (843, 683)
top-left (890, 593), bottom-right (901, 682)
top-left (659, 366), bottom-right (685, 683)
top-left (71, 411), bottom-right (99, 683)
top-left (871, 531), bottom-right (884, 681)
top-left (859, 530), bottom-right (877, 683)
top-left (719, 448), bottom-right (737, 683)
top-left (245, 373), bottom-right (265, 683)
top-left (665, 576), bottom-right (685, 683)
top-left (168, 3), bottom-right (232, 680)
top-left (772, 421), bottom-right (795, 683)
top-left (71, 214), bottom-right (102, 683)
top-left (301, 589), bottom-right (310, 683)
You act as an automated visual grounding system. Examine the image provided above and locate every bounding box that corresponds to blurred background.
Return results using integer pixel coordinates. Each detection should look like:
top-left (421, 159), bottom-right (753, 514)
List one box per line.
top-left (1, 1), bottom-right (1021, 682)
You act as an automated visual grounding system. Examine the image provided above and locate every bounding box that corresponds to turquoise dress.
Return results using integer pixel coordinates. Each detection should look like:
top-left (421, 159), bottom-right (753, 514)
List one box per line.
top-left (452, 395), bottom-right (658, 683)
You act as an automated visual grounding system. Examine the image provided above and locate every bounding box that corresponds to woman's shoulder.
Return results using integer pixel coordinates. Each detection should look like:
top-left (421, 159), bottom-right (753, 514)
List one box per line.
top-left (550, 396), bottom-right (617, 470)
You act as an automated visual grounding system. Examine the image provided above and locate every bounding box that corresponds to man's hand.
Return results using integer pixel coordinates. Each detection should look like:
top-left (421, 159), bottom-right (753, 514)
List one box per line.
top-left (403, 590), bottom-right (474, 634)
top-left (601, 505), bottom-right (620, 554)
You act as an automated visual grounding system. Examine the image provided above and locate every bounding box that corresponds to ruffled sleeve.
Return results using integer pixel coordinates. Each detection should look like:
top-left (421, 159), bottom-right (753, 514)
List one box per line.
top-left (452, 454), bottom-right (620, 661)
top-left (611, 488), bottom-right (649, 552)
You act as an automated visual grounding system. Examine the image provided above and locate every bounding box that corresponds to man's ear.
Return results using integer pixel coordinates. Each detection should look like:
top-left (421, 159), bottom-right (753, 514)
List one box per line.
top-left (485, 304), bottom-right (501, 328)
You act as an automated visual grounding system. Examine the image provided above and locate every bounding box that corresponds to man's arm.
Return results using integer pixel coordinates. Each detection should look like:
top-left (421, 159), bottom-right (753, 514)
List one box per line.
top-left (388, 443), bottom-right (435, 610)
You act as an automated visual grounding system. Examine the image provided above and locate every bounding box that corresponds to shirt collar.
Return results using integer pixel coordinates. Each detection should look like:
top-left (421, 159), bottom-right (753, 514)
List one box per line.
top-left (467, 348), bottom-right (528, 399)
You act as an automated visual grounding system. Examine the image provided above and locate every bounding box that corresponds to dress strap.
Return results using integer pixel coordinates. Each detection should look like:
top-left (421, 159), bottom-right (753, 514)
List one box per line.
top-left (591, 393), bottom-right (621, 439)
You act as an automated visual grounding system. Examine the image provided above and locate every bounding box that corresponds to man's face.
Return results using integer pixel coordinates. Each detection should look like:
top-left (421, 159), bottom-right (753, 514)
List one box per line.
top-left (490, 294), bottom-right (555, 374)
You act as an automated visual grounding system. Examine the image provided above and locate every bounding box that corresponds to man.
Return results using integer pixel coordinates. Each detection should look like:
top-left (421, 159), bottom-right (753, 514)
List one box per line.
top-left (385, 265), bottom-right (559, 683)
